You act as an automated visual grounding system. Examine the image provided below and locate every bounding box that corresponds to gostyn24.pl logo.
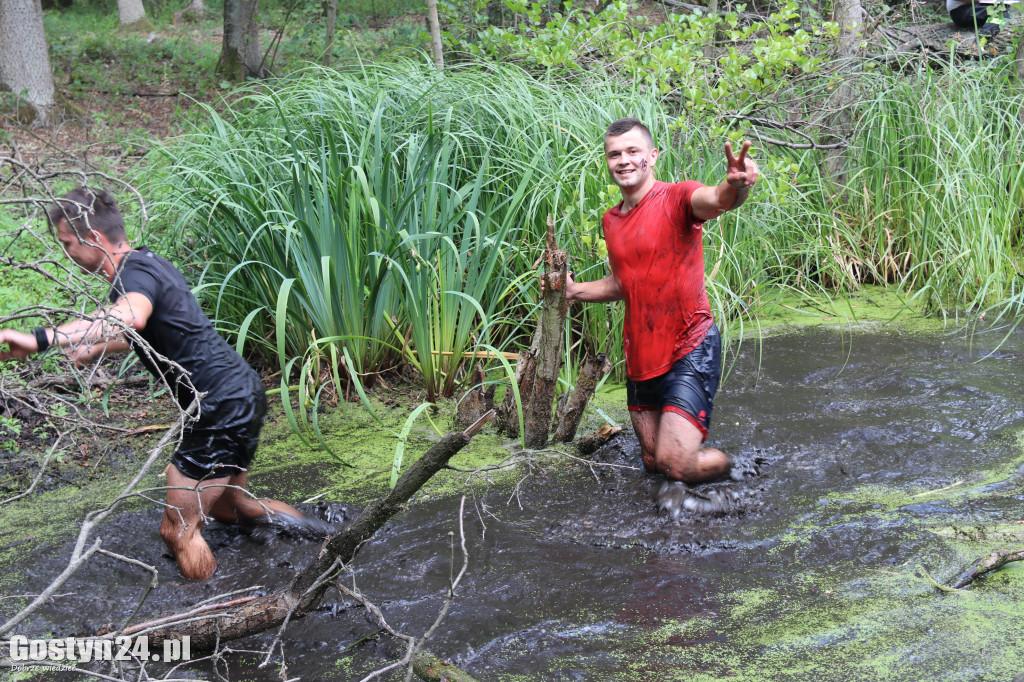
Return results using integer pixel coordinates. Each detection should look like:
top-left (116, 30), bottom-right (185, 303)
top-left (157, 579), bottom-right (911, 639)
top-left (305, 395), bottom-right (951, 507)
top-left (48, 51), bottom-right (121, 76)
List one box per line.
top-left (6, 635), bottom-right (191, 663)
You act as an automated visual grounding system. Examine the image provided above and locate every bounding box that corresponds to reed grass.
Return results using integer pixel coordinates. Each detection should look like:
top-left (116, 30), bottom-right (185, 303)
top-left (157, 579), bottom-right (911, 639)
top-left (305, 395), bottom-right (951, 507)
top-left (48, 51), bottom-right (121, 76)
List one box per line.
top-left (143, 56), bottom-right (1024, 445)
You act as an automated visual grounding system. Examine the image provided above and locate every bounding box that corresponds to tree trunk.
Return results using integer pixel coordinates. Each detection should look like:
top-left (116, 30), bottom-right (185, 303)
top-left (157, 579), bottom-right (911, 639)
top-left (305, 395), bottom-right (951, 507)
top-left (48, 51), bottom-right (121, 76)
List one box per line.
top-left (0, 0), bottom-right (55, 123)
top-left (217, 0), bottom-right (262, 81)
top-left (144, 414), bottom-right (493, 650)
top-left (822, 0), bottom-right (866, 189)
top-left (118, 0), bottom-right (153, 31)
top-left (552, 353), bottom-right (612, 442)
top-left (522, 215), bottom-right (568, 449)
top-left (496, 330), bottom-right (538, 437)
top-left (1016, 32), bottom-right (1024, 99)
top-left (174, 0), bottom-right (206, 23)
top-left (323, 0), bottom-right (337, 66)
top-left (425, 0), bottom-right (444, 70)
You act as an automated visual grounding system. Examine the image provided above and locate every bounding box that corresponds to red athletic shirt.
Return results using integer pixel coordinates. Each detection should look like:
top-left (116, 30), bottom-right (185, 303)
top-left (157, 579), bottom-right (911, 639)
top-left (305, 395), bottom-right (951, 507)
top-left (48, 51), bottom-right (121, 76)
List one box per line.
top-left (603, 180), bottom-right (714, 381)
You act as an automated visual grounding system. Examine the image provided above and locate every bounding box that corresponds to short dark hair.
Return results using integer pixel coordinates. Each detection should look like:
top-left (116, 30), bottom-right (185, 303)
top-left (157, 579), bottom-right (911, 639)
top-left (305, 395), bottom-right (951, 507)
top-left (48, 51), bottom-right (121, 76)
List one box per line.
top-left (46, 187), bottom-right (127, 241)
top-left (604, 118), bottom-right (654, 149)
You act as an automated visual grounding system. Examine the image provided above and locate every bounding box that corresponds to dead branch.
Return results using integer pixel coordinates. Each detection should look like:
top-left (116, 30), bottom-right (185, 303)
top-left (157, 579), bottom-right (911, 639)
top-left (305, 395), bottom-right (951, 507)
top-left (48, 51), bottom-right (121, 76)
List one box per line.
top-left (405, 496), bottom-right (471, 682)
top-left (142, 412), bottom-right (495, 651)
top-left (576, 423), bottom-right (623, 455)
top-left (951, 547), bottom-right (1024, 589)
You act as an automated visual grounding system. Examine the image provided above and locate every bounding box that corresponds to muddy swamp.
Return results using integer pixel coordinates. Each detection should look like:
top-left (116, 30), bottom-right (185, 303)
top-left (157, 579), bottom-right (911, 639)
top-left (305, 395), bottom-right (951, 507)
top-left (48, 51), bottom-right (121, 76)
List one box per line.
top-left (2, 0), bottom-right (1024, 679)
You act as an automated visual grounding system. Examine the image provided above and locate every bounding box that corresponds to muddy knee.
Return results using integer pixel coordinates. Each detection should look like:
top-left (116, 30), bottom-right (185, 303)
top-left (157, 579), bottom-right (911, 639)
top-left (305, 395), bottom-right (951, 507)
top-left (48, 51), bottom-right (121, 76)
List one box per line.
top-left (641, 449), bottom-right (658, 474)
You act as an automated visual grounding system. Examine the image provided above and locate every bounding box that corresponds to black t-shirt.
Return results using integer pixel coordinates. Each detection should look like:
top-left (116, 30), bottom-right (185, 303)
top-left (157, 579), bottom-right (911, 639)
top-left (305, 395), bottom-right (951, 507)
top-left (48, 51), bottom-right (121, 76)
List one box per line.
top-left (108, 247), bottom-right (259, 410)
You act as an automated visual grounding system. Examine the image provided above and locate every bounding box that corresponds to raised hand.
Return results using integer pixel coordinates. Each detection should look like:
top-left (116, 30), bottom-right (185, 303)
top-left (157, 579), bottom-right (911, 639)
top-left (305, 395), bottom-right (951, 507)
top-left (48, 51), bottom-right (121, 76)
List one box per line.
top-left (725, 141), bottom-right (759, 189)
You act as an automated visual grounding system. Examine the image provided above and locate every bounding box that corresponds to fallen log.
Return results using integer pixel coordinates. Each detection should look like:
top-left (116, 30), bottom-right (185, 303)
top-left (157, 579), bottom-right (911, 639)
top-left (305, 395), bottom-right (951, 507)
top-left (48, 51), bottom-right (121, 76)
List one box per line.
top-left (143, 411), bottom-right (495, 651)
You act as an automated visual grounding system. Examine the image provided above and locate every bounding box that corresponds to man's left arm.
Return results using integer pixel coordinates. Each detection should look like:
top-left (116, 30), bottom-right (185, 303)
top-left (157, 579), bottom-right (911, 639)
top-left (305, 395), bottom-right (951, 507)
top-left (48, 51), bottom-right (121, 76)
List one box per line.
top-left (692, 141), bottom-right (759, 222)
top-left (0, 293), bottom-right (152, 365)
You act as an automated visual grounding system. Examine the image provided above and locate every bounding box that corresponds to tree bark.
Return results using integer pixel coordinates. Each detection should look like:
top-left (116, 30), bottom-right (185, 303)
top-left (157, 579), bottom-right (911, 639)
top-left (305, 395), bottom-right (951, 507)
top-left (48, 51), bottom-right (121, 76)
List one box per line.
top-left (497, 332), bottom-right (537, 437)
top-left (425, 0), bottom-right (444, 70)
top-left (822, 0), bottom-right (866, 189)
top-left (117, 0), bottom-right (153, 31)
top-left (552, 353), bottom-right (611, 442)
top-left (522, 215), bottom-right (568, 449)
top-left (1016, 33), bottom-right (1024, 104)
top-left (323, 0), bottom-right (337, 66)
top-left (144, 413), bottom-right (493, 650)
top-left (0, 0), bottom-right (55, 123)
top-left (174, 0), bottom-right (206, 24)
top-left (455, 364), bottom-right (492, 429)
top-left (217, 0), bottom-right (262, 81)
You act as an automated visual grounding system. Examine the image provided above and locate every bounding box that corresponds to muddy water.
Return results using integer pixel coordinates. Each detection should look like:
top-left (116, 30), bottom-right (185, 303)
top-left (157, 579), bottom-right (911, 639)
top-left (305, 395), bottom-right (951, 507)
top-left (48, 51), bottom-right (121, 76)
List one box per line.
top-left (5, 327), bottom-right (1024, 681)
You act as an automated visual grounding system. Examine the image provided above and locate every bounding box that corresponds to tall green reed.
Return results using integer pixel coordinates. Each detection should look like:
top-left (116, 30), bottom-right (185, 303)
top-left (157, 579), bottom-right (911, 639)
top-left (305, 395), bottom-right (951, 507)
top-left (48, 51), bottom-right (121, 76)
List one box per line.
top-left (140, 55), bottom-right (1024, 447)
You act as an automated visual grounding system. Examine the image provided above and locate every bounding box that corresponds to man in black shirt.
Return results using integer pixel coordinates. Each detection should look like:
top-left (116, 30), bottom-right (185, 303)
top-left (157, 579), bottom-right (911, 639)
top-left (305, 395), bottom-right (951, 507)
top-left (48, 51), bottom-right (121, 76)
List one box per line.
top-left (0, 187), bottom-right (312, 580)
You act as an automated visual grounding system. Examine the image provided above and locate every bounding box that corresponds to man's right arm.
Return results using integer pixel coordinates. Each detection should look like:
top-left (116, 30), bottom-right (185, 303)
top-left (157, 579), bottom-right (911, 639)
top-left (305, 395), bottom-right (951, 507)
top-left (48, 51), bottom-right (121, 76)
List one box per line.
top-left (566, 273), bottom-right (622, 303)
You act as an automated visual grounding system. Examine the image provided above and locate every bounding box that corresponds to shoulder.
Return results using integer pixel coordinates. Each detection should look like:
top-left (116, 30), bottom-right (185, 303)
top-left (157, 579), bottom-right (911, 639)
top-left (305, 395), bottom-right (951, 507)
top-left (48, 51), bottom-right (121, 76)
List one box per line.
top-left (663, 180), bottom-right (706, 198)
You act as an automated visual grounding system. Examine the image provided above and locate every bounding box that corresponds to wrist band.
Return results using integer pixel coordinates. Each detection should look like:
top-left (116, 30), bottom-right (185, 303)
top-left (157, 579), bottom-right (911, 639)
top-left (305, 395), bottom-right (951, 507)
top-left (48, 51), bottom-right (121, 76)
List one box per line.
top-left (731, 185), bottom-right (750, 209)
top-left (32, 327), bottom-right (50, 353)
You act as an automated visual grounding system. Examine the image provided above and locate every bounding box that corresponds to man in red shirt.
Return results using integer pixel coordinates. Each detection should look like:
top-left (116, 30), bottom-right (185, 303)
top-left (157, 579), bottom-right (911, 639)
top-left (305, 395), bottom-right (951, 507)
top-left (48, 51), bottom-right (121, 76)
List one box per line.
top-left (566, 118), bottom-right (758, 485)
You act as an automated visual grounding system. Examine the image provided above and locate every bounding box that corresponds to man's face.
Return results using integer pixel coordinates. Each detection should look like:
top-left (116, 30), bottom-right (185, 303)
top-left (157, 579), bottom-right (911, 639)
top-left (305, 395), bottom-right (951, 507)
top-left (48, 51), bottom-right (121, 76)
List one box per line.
top-left (604, 128), bottom-right (657, 191)
top-left (56, 220), bottom-right (106, 274)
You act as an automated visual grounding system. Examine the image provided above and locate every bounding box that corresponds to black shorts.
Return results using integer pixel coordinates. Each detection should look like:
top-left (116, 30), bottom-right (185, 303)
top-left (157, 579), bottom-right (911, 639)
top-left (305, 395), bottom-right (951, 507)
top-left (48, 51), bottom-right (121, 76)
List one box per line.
top-left (171, 374), bottom-right (267, 481)
top-left (626, 323), bottom-right (721, 439)
top-left (949, 2), bottom-right (988, 28)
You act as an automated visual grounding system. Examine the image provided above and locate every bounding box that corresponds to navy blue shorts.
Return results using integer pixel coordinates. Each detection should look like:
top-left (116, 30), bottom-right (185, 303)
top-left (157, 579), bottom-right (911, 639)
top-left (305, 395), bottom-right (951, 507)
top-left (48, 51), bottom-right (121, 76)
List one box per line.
top-left (626, 323), bottom-right (721, 439)
top-left (171, 374), bottom-right (266, 481)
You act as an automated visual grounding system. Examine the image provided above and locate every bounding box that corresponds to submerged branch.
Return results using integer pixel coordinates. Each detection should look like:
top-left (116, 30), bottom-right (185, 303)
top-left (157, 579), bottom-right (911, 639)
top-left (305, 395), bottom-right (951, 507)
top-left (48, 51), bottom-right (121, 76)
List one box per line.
top-left (143, 412), bottom-right (495, 651)
top-left (951, 547), bottom-right (1024, 589)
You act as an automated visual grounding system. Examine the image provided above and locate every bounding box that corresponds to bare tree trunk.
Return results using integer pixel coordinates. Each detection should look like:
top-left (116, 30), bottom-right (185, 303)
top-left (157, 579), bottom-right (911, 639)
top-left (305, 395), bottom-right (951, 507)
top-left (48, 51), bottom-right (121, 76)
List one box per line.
top-left (174, 0), bottom-right (206, 23)
top-left (323, 0), bottom-right (337, 66)
top-left (145, 414), bottom-right (493, 650)
top-left (217, 0), bottom-right (262, 81)
top-left (497, 330), bottom-right (538, 437)
top-left (118, 0), bottom-right (153, 31)
top-left (822, 0), bottom-right (866, 189)
top-left (0, 0), bottom-right (55, 123)
top-left (425, 0), bottom-right (444, 70)
top-left (552, 353), bottom-right (611, 442)
top-left (522, 216), bottom-right (568, 449)
top-left (1016, 34), bottom-right (1024, 98)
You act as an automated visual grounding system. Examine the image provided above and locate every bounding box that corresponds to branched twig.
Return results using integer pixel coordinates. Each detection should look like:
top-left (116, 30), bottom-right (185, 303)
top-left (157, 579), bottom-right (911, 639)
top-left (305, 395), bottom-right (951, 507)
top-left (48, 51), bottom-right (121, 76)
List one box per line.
top-left (405, 495), bottom-right (471, 682)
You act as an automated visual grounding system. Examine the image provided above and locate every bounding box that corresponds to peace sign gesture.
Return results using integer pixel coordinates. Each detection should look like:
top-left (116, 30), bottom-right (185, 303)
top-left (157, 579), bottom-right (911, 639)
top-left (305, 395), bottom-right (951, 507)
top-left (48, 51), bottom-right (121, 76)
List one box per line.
top-left (725, 141), bottom-right (759, 190)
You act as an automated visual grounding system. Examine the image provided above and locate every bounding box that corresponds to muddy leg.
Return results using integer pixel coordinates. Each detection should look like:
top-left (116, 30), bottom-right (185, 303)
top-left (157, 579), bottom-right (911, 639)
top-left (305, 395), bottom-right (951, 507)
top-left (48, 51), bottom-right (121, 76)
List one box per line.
top-left (161, 466), bottom-right (231, 580)
top-left (653, 411), bottom-right (729, 483)
top-left (207, 472), bottom-right (305, 524)
top-left (630, 409), bottom-right (660, 473)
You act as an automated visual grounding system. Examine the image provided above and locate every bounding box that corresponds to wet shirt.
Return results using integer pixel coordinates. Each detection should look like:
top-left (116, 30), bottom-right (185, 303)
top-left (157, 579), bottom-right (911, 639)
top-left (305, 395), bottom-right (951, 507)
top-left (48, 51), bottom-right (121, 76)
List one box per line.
top-left (108, 247), bottom-right (259, 411)
top-left (603, 180), bottom-right (714, 381)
